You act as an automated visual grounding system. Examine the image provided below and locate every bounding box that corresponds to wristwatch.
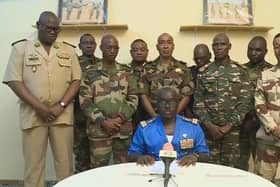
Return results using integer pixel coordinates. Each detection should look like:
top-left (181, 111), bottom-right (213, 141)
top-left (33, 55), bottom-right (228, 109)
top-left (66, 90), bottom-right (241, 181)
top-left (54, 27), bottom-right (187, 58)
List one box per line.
top-left (59, 101), bottom-right (66, 108)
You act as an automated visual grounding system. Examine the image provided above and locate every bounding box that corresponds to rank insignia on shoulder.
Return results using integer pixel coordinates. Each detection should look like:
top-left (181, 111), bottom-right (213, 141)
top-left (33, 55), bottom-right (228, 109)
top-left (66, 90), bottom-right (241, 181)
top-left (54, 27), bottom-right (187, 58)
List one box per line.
top-left (11, 39), bottom-right (27, 46)
top-left (140, 117), bottom-right (156, 127)
top-left (182, 116), bottom-right (199, 125)
top-left (63, 41), bottom-right (76, 48)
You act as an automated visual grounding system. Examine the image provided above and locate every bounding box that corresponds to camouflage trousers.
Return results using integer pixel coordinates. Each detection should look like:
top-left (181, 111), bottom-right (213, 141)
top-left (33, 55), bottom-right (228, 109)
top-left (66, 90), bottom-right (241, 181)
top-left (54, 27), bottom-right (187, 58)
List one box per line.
top-left (74, 124), bottom-right (90, 173)
top-left (206, 128), bottom-right (240, 168)
top-left (89, 136), bottom-right (131, 168)
top-left (255, 142), bottom-right (280, 186)
top-left (239, 112), bottom-right (260, 171)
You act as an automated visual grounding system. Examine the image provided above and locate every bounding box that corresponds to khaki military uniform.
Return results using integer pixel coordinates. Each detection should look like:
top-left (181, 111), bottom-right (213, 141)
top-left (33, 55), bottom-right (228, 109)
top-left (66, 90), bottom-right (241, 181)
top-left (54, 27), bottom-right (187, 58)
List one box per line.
top-left (239, 60), bottom-right (273, 171)
top-left (74, 55), bottom-right (101, 173)
top-left (79, 60), bottom-right (138, 168)
top-left (194, 58), bottom-right (251, 168)
top-left (142, 57), bottom-right (194, 113)
top-left (3, 39), bottom-right (81, 187)
top-left (255, 65), bottom-right (280, 185)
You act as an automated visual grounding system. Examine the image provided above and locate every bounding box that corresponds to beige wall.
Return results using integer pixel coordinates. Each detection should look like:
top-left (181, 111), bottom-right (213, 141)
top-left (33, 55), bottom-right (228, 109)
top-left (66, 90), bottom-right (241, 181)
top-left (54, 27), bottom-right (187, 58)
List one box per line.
top-left (0, 0), bottom-right (279, 180)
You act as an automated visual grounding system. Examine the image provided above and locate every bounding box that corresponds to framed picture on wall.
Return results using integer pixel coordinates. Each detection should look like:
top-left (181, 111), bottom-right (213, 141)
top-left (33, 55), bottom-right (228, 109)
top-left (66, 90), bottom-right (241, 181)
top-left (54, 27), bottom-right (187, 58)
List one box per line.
top-left (58, 0), bottom-right (107, 25)
top-left (203, 0), bottom-right (253, 25)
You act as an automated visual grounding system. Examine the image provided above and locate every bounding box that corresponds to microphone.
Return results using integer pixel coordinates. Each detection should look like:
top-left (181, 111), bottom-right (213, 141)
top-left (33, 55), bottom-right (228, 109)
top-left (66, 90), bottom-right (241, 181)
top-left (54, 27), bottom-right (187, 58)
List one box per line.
top-left (159, 143), bottom-right (177, 187)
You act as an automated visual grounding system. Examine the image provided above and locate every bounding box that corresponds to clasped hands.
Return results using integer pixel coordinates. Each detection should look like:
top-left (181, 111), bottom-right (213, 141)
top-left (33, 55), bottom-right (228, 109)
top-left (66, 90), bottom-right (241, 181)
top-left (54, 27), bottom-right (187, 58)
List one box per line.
top-left (136, 154), bottom-right (198, 167)
top-left (205, 122), bottom-right (233, 140)
top-left (36, 103), bottom-right (65, 123)
top-left (101, 116), bottom-right (123, 136)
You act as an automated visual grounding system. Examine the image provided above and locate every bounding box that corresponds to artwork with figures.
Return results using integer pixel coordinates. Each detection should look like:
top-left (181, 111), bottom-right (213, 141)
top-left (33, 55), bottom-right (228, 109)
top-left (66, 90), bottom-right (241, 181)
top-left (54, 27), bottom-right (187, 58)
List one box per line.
top-left (58, 0), bottom-right (107, 24)
top-left (204, 0), bottom-right (253, 25)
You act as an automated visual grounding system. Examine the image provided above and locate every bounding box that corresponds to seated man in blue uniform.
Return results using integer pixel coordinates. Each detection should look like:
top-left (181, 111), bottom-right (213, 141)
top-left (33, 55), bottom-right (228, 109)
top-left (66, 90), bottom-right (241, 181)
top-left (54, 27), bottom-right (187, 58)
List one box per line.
top-left (128, 86), bottom-right (209, 166)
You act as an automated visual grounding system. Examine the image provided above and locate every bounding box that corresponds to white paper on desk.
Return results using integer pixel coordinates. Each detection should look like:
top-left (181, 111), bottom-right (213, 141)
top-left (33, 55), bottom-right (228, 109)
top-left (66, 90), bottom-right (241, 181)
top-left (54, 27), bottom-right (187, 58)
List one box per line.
top-left (149, 160), bottom-right (179, 175)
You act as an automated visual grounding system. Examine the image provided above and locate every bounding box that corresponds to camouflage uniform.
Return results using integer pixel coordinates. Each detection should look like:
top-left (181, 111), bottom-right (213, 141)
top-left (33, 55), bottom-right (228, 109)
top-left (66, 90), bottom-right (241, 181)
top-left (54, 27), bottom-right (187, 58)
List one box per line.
top-left (194, 59), bottom-right (251, 168)
top-left (79, 60), bottom-right (138, 168)
top-left (239, 60), bottom-right (273, 171)
top-left (255, 65), bottom-right (280, 185)
top-left (74, 55), bottom-right (101, 173)
top-left (185, 65), bottom-right (200, 118)
top-left (142, 57), bottom-right (194, 113)
top-left (129, 61), bottom-right (149, 131)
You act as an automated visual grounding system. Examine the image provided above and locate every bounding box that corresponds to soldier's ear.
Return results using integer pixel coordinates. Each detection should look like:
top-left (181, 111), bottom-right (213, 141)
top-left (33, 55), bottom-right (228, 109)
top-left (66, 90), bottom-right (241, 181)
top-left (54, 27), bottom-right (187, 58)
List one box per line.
top-left (228, 43), bottom-right (232, 50)
top-left (156, 43), bottom-right (160, 51)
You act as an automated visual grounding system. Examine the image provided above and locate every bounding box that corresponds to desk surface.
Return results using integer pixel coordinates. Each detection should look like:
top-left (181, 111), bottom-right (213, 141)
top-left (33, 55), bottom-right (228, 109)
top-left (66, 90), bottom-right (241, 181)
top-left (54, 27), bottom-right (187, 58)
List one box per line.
top-left (54, 162), bottom-right (276, 187)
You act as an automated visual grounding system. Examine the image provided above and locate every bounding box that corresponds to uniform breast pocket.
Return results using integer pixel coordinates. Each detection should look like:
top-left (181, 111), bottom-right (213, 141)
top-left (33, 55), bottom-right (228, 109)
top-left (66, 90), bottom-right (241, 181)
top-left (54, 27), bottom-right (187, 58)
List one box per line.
top-left (202, 80), bottom-right (216, 97)
top-left (24, 56), bottom-right (42, 74)
top-left (229, 79), bottom-right (242, 97)
top-left (57, 57), bottom-right (72, 79)
top-left (58, 58), bottom-right (72, 68)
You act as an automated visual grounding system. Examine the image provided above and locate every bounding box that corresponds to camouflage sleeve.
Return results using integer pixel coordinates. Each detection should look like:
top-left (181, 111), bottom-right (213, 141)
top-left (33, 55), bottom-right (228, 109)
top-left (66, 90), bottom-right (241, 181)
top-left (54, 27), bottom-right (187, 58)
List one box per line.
top-left (228, 70), bottom-right (252, 126)
top-left (255, 75), bottom-right (278, 133)
top-left (129, 70), bottom-right (146, 95)
top-left (140, 68), bottom-right (150, 96)
top-left (79, 72), bottom-right (105, 125)
top-left (119, 73), bottom-right (139, 121)
top-left (193, 75), bottom-right (212, 124)
top-left (181, 67), bottom-right (194, 96)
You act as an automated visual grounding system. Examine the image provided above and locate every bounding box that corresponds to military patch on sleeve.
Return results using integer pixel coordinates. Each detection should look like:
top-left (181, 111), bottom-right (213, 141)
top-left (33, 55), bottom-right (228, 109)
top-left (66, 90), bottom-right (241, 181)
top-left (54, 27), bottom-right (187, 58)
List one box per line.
top-left (11, 39), bottom-right (27, 46)
top-left (140, 117), bottom-right (156, 127)
top-left (62, 41), bottom-right (76, 48)
top-left (181, 116), bottom-right (199, 125)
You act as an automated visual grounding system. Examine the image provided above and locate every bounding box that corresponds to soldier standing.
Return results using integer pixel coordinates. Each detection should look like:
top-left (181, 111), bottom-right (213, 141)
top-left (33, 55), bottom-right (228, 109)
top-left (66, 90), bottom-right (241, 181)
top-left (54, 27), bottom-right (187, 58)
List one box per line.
top-left (254, 33), bottom-right (280, 186)
top-left (239, 36), bottom-right (273, 171)
top-left (129, 39), bottom-right (150, 130)
top-left (2, 11), bottom-right (81, 187)
top-left (79, 34), bottom-right (138, 168)
top-left (74, 33), bottom-right (101, 173)
top-left (141, 33), bottom-right (194, 118)
top-left (194, 33), bottom-right (251, 168)
top-left (185, 44), bottom-right (211, 118)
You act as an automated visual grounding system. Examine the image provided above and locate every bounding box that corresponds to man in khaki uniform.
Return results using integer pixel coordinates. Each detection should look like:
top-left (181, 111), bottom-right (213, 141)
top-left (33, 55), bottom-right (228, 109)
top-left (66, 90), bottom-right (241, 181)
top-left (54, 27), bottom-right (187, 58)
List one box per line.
top-left (2, 11), bottom-right (81, 187)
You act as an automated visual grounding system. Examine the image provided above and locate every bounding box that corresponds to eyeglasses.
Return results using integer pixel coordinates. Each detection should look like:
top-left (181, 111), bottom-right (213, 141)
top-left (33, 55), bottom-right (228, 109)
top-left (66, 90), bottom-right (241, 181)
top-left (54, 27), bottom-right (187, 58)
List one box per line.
top-left (39, 23), bottom-right (61, 33)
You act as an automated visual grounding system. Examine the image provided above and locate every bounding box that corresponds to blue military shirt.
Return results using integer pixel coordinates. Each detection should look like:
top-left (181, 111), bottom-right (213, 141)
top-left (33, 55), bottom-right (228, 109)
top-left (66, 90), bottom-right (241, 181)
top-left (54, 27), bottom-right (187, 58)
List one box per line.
top-left (128, 115), bottom-right (210, 160)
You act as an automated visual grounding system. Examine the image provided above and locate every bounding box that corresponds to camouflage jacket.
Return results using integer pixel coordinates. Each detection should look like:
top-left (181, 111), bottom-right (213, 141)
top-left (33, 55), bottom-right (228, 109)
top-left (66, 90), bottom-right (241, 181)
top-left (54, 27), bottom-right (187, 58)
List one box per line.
top-left (128, 60), bottom-right (147, 95)
top-left (74, 55), bottom-right (101, 123)
top-left (255, 65), bottom-right (280, 146)
top-left (78, 55), bottom-right (101, 72)
top-left (142, 57), bottom-right (194, 106)
top-left (244, 60), bottom-right (273, 112)
top-left (79, 60), bottom-right (139, 138)
top-left (194, 58), bottom-right (251, 126)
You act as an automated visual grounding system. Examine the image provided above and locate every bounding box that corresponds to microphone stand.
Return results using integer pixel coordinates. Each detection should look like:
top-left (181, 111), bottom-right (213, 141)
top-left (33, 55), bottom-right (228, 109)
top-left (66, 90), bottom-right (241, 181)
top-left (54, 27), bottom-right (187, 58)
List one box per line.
top-left (163, 158), bottom-right (172, 187)
top-left (148, 158), bottom-right (178, 187)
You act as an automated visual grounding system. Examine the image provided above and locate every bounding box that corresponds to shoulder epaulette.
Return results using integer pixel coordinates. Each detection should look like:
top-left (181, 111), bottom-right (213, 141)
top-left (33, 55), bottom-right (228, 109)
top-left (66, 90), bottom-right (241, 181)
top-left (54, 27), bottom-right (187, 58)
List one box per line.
top-left (198, 61), bottom-right (212, 72)
top-left (62, 41), bottom-right (76, 48)
top-left (11, 39), bottom-right (27, 46)
top-left (181, 116), bottom-right (199, 125)
top-left (117, 62), bottom-right (130, 71)
top-left (140, 117), bottom-right (156, 128)
top-left (177, 60), bottom-right (188, 66)
top-left (231, 60), bottom-right (246, 70)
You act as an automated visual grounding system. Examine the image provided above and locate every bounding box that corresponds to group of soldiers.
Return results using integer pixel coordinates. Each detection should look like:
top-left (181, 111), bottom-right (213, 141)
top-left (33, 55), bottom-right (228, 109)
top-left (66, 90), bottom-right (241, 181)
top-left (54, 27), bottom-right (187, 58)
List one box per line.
top-left (74, 31), bottom-right (280, 186)
top-left (3, 11), bottom-right (280, 187)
